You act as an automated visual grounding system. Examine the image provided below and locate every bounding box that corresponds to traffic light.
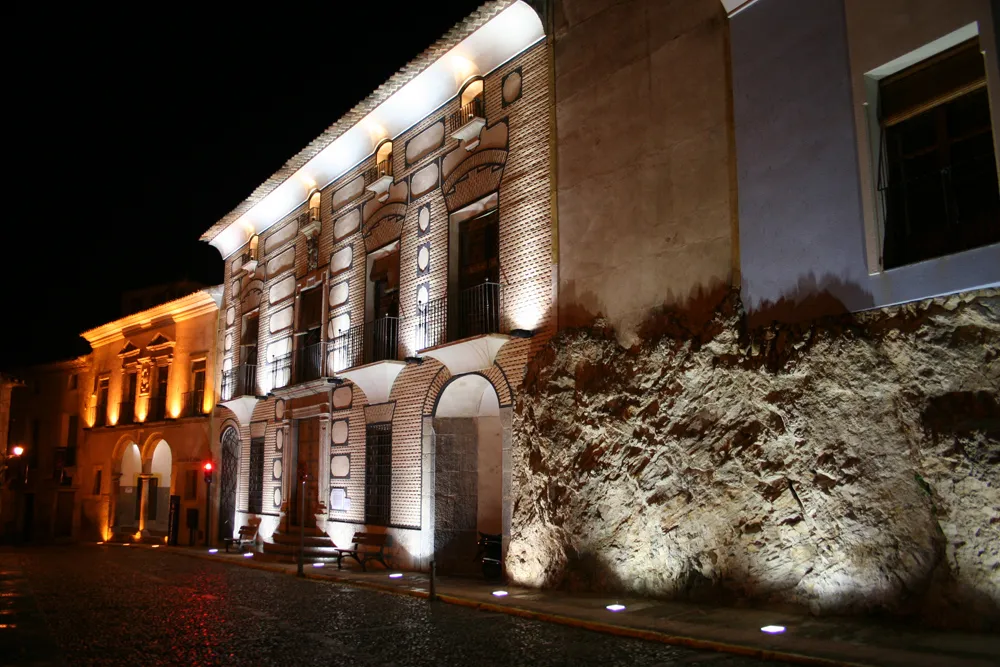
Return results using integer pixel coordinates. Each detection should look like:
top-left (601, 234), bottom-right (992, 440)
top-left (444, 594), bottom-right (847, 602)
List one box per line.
top-left (203, 461), bottom-right (213, 484)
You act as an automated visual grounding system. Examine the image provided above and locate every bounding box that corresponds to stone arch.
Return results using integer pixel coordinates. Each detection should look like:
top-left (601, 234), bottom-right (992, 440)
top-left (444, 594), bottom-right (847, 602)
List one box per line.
top-left (111, 434), bottom-right (139, 474)
top-left (423, 365), bottom-right (512, 416)
top-left (430, 371), bottom-right (510, 578)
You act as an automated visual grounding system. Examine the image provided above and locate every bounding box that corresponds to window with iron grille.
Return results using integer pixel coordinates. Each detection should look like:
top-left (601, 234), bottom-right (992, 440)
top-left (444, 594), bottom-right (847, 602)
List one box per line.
top-left (364, 422), bottom-right (392, 526)
top-left (248, 437), bottom-right (264, 514)
top-left (877, 37), bottom-right (1000, 269)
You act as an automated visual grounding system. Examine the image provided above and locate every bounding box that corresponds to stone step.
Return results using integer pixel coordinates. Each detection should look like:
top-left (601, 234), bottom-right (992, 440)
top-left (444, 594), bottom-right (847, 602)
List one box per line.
top-left (261, 541), bottom-right (341, 557)
top-left (269, 531), bottom-right (336, 548)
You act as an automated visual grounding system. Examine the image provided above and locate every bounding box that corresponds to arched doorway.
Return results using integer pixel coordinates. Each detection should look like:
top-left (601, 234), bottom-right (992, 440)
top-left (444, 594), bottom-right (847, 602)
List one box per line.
top-left (146, 440), bottom-right (172, 534)
top-left (432, 374), bottom-right (503, 576)
top-left (116, 443), bottom-right (142, 533)
top-left (219, 426), bottom-right (240, 541)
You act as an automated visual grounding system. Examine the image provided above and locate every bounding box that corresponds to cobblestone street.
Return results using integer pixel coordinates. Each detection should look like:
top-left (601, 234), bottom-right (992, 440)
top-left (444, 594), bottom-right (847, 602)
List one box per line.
top-left (3, 546), bottom-right (782, 666)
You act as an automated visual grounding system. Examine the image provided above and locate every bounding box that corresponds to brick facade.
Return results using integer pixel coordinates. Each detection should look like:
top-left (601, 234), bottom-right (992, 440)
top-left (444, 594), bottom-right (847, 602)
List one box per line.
top-left (214, 36), bottom-right (553, 566)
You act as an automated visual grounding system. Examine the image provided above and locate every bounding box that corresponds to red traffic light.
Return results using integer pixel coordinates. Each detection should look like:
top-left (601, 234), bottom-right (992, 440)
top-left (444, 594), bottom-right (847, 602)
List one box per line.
top-left (203, 462), bottom-right (213, 471)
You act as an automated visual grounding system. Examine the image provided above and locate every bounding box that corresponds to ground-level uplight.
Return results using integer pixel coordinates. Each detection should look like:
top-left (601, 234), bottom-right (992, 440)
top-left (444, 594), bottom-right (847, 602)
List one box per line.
top-left (761, 625), bottom-right (786, 634)
top-left (151, 545), bottom-right (160, 548)
top-left (492, 590), bottom-right (509, 597)
top-left (313, 562), bottom-right (325, 568)
top-left (243, 552), bottom-right (254, 558)
top-left (388, 572), bottom-right (403, 579)
top-left (96, 541), bottom-right (105, 545)
top-left (606, 604), bottom-right (626, 612)
top-left (208, 548), bottom-right (218, 554)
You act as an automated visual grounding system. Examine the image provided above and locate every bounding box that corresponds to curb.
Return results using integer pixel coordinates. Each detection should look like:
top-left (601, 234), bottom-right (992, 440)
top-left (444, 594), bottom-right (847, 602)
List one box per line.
top-left (159, 546), bottom-right (866, 667)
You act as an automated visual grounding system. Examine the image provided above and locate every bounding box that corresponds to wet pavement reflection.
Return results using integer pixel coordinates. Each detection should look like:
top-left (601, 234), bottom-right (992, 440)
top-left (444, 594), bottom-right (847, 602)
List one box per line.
top-left (6, 546), bottom-right (782, 666)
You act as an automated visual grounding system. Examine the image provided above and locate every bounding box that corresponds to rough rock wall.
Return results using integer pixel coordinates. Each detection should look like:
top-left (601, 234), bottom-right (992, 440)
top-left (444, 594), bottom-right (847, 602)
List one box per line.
top-left (508, 289), bottom-right (1000, 629)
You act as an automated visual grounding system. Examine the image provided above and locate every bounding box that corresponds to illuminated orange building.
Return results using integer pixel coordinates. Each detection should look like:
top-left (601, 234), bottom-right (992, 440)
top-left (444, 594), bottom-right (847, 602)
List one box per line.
top-left (76, 288), bottom-right (222, 544)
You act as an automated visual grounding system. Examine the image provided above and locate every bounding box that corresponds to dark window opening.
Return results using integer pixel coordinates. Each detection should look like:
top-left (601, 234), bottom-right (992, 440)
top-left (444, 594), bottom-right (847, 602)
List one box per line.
top-left (92, 469), bottom-right (102, 496)
top-left (95, 377), bottom-right (109, 427)
top-left (364, 422), bottom-right (392, 526)
top-left (248, 437), bottom-right (264, 514)
top-left (296, 288), bottom-right (324, 382)
top-left (146, 477), bottom-right (159, 520)
top-left (456, 209), bottom-right (502, 339)
top-left (878, 38), bottom-right (1000, 269)
top-left (67, 415), bottom-right (78, 448)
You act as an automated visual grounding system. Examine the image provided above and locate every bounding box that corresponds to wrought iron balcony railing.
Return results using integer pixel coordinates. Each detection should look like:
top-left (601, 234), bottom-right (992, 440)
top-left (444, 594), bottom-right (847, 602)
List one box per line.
top-left (271, 353), bottom-right (293, 391)
top-left (419, 282), bottom-right (504, 350)
top-left (329, 316), bottom-right (401, 374)
top-left (179, 390), bottom-right (209, 418)
top-left (93, 403), bottom-right (108, 428)
top-left (118, 401), bottom-right (135, 425)
top-left (148, 394), bottom-right (168, 422)
top-left (365, 157), bottom-right (393, 185)
top-left (222, 364), bottom-right (257, 401)
top-left (447, 94), bottom-right (485, 136)
top-left (295, 343), bottom-right (326, 384)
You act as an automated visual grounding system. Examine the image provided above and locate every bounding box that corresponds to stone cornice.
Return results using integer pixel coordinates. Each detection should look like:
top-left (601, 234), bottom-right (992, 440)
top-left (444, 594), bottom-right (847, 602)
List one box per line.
top-left (80, 289), bottom-right (221, 348)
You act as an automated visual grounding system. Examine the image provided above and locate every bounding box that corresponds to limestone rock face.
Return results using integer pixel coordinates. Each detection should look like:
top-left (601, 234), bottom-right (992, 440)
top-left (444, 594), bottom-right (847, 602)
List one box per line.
top-left (508, 290), bottom-right (1000, 629)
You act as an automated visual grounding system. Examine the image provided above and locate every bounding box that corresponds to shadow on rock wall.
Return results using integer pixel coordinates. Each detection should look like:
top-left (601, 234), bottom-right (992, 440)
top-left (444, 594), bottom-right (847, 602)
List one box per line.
top-left (509, 287), bottom-right (1000, 630)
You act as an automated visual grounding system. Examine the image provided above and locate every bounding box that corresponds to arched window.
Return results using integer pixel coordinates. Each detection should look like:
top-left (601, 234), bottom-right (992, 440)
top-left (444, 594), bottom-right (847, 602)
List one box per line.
top-left (375, 140), bottom-right (393, 180)
top-left (308, 191), bottom-right (321, 224)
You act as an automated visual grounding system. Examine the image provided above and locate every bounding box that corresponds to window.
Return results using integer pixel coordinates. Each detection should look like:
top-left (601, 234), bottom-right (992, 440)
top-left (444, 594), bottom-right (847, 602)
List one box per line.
top-left (296, 287), bottom-right (324, 382)
top-left (67, 415), bottom-right (78, 448)
top-left (364, 422), bottom-right (392, 526)
top-left (150, 365), bottom-right (169, 421)
top-left (92, 469), bottom-right (103, 496)
top-left (191, 359), bottom-right (206, 415)
top-left (457, 209), bottom-right (501, 338)
top-left (68, 374), bottom-right (78, 390)
top-left (95, 377), bottom-right (110, 427)
top-left (185, 469), bottom-right (198, 501)
top-left (121, 370), bottom-right (137, 424)
top-left (308, 191), bottom-right (322, 223)
top-left (877, 38), bottom-right (1000, 269)
top-left (247, 437), bottom-right (264, 514)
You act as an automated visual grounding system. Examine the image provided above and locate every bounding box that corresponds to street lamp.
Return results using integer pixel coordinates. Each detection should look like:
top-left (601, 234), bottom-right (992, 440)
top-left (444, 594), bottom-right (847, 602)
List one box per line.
top-left (203, 462), bottom-right (213, 547)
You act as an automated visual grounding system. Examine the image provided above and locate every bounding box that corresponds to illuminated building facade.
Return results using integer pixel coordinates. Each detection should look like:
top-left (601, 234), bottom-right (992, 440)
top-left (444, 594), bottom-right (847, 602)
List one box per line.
top-left (205, 1), bottom-right (553, 569)
top-left (1, 361), bottom-right (85, 542)
top-left (76, 288), bottom-right (222, 544)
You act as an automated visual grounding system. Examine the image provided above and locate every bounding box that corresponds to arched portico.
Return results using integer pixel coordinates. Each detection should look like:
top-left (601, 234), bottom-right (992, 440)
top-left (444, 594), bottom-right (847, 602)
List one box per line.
top-left (110, 433), bottom-right (174, 540)
top-left (429, 372), bottom-right (510, 576)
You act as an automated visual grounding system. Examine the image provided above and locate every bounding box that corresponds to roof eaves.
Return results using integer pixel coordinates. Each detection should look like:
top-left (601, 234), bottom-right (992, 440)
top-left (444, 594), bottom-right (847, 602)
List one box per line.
top-left (199, 0), bottom-right (516, 244)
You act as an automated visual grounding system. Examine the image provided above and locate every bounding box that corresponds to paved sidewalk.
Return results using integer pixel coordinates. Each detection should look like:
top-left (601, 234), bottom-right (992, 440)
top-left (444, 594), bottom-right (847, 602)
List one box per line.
top-left (146, 544), bottom-right (998, 667)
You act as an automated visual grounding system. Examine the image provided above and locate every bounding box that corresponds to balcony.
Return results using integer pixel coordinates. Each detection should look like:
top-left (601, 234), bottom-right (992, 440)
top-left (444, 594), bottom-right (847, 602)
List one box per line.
top-left (93, 403), bottom-right (108, 428)
top-left (179, 391), bottom-right (209, 418)
top-left (418, 282), bottom-right (511, 376)
top-left (365, 157), bottom-right (394, 198)
top-left (222, 364), bottom-right (257, 401)
top-left (448, 94), bottom-right (486, 145)
top-left (118, 401), bottom-right (135, 425)
top-left (271, 353), bottom-right (293, 392)
top-left (420, 282), bottom-right (504, 350)
top-left (329, 316), bottom-right (401, 374)
top-left (295, 343), bottom-right (326, 384)
top-left (148, 394), bottom-right (168, 422)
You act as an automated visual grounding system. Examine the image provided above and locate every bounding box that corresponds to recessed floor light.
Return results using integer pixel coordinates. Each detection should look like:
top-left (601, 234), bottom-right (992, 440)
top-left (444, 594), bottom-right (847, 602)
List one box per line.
top-left (151, 545), bottom-right (160, 548)
top-left (208, 549), bottom-right (218, 554)
top-left (606, 604), bottom-right (626, 612)
top-left (388, 573), bottom-right (403, 579)
top-left (492, 590), bottom-right (509, 597)
top-left (761, 625), bottom-right (786, 634)
top-left (313, 563), bottom-right (325, 568)
top-left (243, 553), bottom-right (254, 558)
top-left (96, 541), bottom-right (105, 545)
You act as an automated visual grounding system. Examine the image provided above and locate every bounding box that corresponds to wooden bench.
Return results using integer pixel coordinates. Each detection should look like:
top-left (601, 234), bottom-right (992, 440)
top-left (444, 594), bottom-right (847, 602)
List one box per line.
top-left (335, 532), bottom-right (389, 571)
top-left (224, 518), bottom-right (260, 553)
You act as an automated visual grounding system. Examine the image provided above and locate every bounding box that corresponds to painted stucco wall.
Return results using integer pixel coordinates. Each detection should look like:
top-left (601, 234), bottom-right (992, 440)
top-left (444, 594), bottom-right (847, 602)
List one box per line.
top-left (554, 0), bottom-right (736, 339)
top-left (732, 0), bottom-right (1000, 324)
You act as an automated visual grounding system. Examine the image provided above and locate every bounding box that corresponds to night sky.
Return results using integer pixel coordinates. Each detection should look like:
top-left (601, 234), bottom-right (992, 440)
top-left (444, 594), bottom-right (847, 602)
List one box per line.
top-left (4, 2), bottom-right (484, 370)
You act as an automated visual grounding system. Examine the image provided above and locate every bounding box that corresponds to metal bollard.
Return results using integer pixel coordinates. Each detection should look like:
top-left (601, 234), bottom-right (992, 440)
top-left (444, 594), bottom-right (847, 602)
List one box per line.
top-left (429, 560), bottom-right (437, 602)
